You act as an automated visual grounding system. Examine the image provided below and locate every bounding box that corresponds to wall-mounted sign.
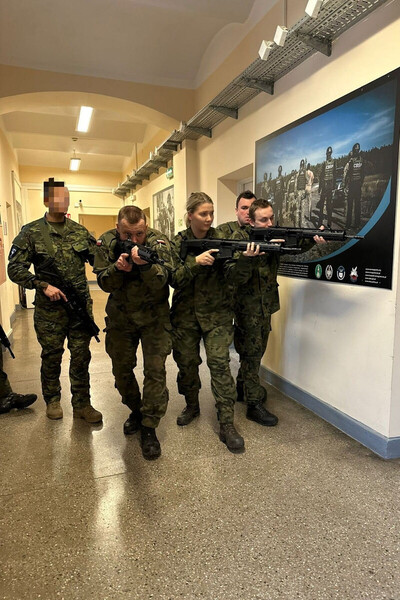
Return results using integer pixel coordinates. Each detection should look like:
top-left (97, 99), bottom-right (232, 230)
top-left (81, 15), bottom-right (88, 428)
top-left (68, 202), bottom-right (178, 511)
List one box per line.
top-left (166, 167), bottom-right (174, 180)
top-left (255, 68), bottom-right (400, 289)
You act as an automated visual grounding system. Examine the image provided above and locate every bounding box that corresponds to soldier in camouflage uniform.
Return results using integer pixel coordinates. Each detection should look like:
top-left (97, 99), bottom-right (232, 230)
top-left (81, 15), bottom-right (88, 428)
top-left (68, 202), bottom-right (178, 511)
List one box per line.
top-left (94, 206), bottom-right (173, 460)
top-left (216, 190), bottom-right (256, 405)
top-left (225, 198), bottom-right (326, 427)
top-left (0, 348), bottom-right (37, 414)
top-left (216, 190), bottom-right (256, 238)
top-left (170, 192), bottom-right (244, 453)
top-left (7, 178), bottom-right (101, 423)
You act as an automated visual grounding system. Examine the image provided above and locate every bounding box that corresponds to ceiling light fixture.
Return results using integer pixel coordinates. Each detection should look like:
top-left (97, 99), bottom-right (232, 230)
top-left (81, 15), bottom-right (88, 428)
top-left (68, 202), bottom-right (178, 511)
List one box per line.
top-left (274, 25), bottom-right (288, 46)
top-left (76, 106), bottom-right (93, 132)
top-left (274, 0), bottom-right (288, 47)
top-left (305, 0), bottom-right (324, 18)
top-left (69, 148), bottom-right (81, 171)
top-left (258, 40), bottom-right (274, 61)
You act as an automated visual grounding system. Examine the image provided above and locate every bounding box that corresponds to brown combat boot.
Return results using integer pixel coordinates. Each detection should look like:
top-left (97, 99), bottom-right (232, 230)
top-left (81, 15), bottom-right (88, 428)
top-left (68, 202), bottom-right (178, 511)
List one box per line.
top-left (73, 404), bottom-right (102, 423)
top-left (46, 401), bottom-right (63, 420)
top-left (219, 423), bottom-right (245, 454)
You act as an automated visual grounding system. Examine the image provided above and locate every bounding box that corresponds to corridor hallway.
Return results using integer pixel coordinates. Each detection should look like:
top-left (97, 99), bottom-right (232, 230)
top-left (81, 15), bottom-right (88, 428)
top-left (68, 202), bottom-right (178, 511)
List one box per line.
top-left (1, 291), bottom-right (399, 600)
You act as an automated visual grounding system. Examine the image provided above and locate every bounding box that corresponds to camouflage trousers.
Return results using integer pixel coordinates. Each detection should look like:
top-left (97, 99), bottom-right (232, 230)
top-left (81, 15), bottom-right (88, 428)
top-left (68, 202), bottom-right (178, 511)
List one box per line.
top-left (34, 304), bottom-right (91, 407)
top-left (172, 321), bottom-right (236, 424)
top-left (0, 350), bottom-right (12, 399)
top-left (105, 317), bottom-right (171, 428)
top-left (234, 312), bottom-right (271, 405)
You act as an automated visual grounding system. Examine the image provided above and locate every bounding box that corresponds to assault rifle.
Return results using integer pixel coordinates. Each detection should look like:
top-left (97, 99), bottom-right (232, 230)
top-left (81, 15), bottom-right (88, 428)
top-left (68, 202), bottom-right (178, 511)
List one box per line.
top-left (115, 240), bottom-right (166, 268)
top-left (180, 238), bottom-right (301, 261)
top-left (38, 259), bottom-right (100, 343)
top-left (250, 226), bottom-right (364, 247)
top-left (0, 325), bottom-right (15, 358)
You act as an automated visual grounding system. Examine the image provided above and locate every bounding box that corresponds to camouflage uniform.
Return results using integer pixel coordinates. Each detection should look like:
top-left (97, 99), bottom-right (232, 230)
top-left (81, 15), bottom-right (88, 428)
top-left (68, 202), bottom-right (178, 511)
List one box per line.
top-left (224, 226), bottom-right (279, 405)
top-left (0, 351), bottom-right (12, 399)
top-left (216, 220), bottom-right (240, 238)
top-left (93, 228), bottom-right (172, 429)
top-left (170, 227), bottom-right (236, 424)
top-left (296, 167), bottom-right (307, 227)
top-left (225, 227), bottom-right (314, 405)
top-left (7, 216), bottom-right (96, 407)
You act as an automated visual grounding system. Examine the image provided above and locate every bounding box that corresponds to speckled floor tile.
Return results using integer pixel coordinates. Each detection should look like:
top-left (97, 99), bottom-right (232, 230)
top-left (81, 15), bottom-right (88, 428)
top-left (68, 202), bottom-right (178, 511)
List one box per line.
top-left (1, 292), bottom-right (399, 600)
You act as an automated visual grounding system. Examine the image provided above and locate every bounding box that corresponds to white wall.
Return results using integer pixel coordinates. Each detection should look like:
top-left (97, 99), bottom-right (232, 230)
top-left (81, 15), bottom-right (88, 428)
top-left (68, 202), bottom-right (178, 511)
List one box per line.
top-left (195, 1), bottom-right (400, 438)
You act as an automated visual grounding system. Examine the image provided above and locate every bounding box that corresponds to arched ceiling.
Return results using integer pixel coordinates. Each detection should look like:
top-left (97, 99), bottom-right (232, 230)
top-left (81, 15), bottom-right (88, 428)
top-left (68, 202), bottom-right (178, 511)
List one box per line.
top-left (0, 0), bottom-right (278, 173)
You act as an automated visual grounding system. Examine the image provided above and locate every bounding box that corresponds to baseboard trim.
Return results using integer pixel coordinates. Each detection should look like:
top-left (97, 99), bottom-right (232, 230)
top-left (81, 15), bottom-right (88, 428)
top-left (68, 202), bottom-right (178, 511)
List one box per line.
top-left (260, 366), bottom-right (400, 460)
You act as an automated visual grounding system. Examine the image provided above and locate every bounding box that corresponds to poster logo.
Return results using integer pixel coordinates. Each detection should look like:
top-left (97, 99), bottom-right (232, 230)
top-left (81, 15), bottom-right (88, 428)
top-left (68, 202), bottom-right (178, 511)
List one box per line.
top-left (350, 267), bottom-right (358, 282)
top-left (315, 264), bottom-right (322, 279)
top-left (325, 265), bottom-right (333, 280)
top-left (337, 266), bottom-right (345, 281)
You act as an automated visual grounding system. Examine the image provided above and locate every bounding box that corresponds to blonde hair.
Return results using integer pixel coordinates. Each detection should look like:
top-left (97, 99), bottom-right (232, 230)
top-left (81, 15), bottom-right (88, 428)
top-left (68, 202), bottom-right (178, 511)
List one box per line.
top-left (185, 192), bottom-right (213, 227)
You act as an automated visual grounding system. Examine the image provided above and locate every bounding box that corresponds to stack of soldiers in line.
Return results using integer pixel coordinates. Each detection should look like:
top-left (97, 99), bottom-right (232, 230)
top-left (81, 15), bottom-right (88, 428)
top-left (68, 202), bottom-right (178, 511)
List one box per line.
top-left (3, 180), bottom-right (324, 460)
top-left (261, 142), bottom-right (365, 229)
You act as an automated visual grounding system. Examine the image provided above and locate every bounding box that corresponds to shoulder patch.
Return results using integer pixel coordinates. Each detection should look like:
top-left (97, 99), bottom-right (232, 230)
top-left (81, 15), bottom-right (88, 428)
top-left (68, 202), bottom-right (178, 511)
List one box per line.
top-left (8, 245), bottom-right (19, 260)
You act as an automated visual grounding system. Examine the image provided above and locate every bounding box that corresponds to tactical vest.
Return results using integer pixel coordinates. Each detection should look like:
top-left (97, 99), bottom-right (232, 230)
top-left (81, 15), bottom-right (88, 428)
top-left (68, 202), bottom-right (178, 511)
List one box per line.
top-left (288, 177), bottom-right (295, 193)
top-left (351, 159), bottom-right (363, 182)
top-left (324, 160), bottom-right (334, 182)
top-left (297, 169), bottom-right (306, 190)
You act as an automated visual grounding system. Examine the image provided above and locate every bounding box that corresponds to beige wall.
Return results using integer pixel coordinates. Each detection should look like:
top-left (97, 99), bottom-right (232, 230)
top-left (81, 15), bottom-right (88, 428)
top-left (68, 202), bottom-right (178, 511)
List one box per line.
top-left (194, 2), bottom-right (400, 438)
top-left (0, 124), bottom-right (21, 331)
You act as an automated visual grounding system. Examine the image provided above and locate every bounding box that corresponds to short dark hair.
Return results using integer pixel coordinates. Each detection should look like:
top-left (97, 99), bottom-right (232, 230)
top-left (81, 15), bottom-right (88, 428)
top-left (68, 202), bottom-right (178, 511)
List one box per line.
top-left (43, 178), bottom-right (64, 200)
top-left (236, 190), bottom-right (256, 209)
top-left (249, 198), bottom-right (273, 222)
top-left (118, 205), bottom-right (146, 225)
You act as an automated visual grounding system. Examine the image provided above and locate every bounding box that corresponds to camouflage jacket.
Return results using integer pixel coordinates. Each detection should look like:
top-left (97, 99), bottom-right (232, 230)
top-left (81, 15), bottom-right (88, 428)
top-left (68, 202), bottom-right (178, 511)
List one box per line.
top-left (224, 226), bottom-right (281, 318)
top-left (170, 227), bottom-right (233, 331)
top-left (7, 215), bottom-right (96, 308)
top-left (215, 220), bottom-right (241, 238)
top-left (93, 227), bottom-right (172, 328)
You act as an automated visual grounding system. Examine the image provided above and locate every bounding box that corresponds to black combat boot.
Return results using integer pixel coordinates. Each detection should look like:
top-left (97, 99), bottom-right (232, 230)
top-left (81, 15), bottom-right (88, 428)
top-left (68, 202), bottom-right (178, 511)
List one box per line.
top-left (236, 380), bottom-right (245, 402)
top-left (140, 426), bottom-right (161, 460)
top-left (246, 403), bottom-right (278, 426)
top-left (0, 392), bottom-right (37, 414)
top-left (123, 409), bottom-right (142, 435)
top-left (176, 398), bottom-right (200, 426)
top-left (219, 423), bottom-right (245, 453)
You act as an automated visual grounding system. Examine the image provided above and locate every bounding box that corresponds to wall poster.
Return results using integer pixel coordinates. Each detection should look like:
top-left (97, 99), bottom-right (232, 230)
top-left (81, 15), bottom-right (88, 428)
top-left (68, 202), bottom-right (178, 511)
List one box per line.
top-left (152, 185), bottom-right (174, 239)
top-left (255, 69), bottom-right (400, 289)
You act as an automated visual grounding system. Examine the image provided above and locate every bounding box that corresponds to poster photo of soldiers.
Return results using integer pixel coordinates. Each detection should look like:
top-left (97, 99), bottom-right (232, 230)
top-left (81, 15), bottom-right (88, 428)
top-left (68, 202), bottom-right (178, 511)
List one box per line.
top-left (254, 68), bottom-right (400, 289)
top-left (152, 185), bottom-right (175, 239)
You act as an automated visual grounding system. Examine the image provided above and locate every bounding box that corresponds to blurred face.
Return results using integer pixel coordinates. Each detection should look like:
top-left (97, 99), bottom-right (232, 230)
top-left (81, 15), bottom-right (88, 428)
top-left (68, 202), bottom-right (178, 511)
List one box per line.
top-left (45, 186), bottom-right (70, 214)
top-left (188, 202), bottom-right (214, 233)
top-left (250, 206), bottom-right (274, 228)
top-left (117, 218), bottom-right (147, 244)
top-left (236, 197), bottom-right (255, 226)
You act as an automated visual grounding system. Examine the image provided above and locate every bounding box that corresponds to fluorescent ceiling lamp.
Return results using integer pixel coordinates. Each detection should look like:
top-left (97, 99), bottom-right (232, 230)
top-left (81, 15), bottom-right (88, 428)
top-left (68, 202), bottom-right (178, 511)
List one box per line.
top-left (258, 40), bottom-right (274, 61)
top-left (274, 25), bottom-right (288, 47)
top-left (76, 106), bottom-right (93, 132)
top-left (305, 0), bottom-right (323, 18)
top-left (69, 157), bottom-right (81, 171)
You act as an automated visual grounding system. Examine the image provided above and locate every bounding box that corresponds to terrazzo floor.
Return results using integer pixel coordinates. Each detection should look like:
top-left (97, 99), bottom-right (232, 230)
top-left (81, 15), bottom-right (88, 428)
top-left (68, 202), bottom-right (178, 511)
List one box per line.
top-left (1, 290), bottom-right (399, 600)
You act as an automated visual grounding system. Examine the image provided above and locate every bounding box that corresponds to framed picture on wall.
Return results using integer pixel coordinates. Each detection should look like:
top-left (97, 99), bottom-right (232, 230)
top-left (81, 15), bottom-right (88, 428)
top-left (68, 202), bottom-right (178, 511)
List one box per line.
top-left (152, 185), bottom-right (174, 239)
top-left (255, 68), bottom-right (400, 289)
